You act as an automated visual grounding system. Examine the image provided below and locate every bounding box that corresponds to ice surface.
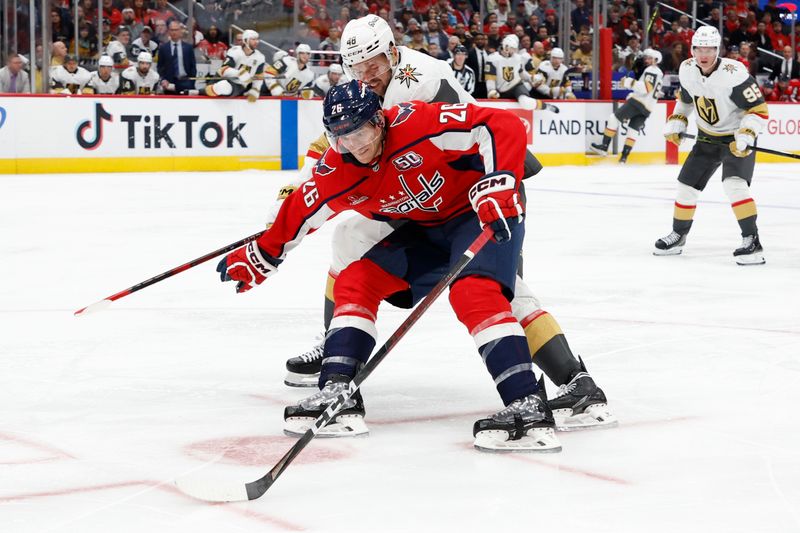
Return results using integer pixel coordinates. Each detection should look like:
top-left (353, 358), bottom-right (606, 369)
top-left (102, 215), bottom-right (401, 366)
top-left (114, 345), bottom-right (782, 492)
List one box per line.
top-left (1, 164), bottom-right (799, 532)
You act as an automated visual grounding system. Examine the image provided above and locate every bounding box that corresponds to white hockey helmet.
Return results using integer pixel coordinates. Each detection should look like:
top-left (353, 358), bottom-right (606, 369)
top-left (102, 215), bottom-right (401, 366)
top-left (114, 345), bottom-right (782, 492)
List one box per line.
top-left (329, 63), bottom-right (344, 74)
top-left (242, 29), bottom-right (259, 42)
top-left (296, 43), bottom-right (312, 54)
top-left (691, 26), bottom-right (721, 52)
top-left (98, 55), bottom-right (114, 67)
top-left (643, 48), bottom-right (662, 64)
top-left (501, 34), bottom-right (519, 54)
top-left (340, 15), bottom-right (395, 69)
top-left (550, 47), bottom-right (565, 59)
top-left (137, 51), bottom-right (153, 64)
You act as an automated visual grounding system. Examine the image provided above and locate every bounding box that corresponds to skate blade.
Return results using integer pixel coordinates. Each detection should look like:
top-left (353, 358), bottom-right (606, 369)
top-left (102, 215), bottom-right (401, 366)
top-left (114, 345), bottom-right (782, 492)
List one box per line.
top-left (653, 247), bottom-right (683, 256)
top-left (283, 371), bottom-right (320, 388)
top-left (588, 146), bottom-right (608, 156)
top-left (283, 415), bottom-right (369, 438)
top-left (473, 427), bottom-right (562, 453)
top-left (554, 403), bottom-right (619, 432)
top-left (735, 253), bottom-right (765, 266)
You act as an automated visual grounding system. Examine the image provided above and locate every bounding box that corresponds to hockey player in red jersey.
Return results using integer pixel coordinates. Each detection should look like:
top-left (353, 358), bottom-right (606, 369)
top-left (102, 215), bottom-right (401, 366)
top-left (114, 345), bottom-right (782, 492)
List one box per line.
top-left (218, 80), bottom-right (561, 452)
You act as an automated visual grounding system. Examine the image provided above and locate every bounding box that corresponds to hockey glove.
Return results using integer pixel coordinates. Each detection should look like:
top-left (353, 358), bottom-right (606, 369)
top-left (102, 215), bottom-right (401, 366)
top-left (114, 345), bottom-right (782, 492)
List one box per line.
top-left (487, 89), bottom-right (500, 99)
top-left (621, 76), bottom-right (635, 89)
top-left (469, 173), bottom-right (524, 243)
top-left (729, 127), bottom-right (755, 157)
top-left (217, 241), bottom-right (277, 293)
top-left (664, 114), bottom-right (688, 146)
top-left (246, 87), bottom-right (260, 103)
top-left (265, 184), bottom-right (297, 228)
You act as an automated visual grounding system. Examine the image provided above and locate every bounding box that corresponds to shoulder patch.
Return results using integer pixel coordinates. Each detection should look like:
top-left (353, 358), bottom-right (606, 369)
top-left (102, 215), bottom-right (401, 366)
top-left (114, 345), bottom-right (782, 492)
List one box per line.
top-left (394, 64), bottom-right (421, 88)
top-left (390, 102), bottom-right (416, 127)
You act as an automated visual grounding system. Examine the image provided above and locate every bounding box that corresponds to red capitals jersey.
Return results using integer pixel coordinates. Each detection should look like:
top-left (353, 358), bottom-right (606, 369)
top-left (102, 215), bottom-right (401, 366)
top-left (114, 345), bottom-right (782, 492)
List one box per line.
top-left (257, 101), bottom-right (527, 260)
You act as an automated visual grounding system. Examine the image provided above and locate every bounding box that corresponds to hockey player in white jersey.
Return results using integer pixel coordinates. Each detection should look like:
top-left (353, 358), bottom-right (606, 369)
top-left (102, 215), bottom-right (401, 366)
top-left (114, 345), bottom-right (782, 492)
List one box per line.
top-left (657, 26), bottom-right (768, 265)
top-left (486, 35), bottom-right (559, 112)
top-left (205, 29), bottom-right (265, 102)
top-left (119, 52), bottom-right (160, 95)
top-left (533, 48), bottom-right (575, 100)
top-left (265, 43), bottom-right (315, 97)
top-left (87, 55), bottom-right (120, 94)
top-left (590, 48), bottom-right (664, 163)
top-left (311, 62), bottom-right (345, 97)
top-left (273, 14), bottom-right (614, 433)
top-left (50, 55), bottom-right (92, 94)
top-left (130, 27), bottom-right (158, 59)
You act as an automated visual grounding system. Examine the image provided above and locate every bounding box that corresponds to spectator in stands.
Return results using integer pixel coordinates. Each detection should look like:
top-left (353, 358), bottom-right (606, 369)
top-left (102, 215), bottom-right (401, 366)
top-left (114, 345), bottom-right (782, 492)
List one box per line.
top-left (761, 79), bottom-right (779, 101)
top-left (320, 25), bottom-right (342, 51)
top-left (157, 21), bottom-right (197, 94)
top-left (771, 45), bottom-right (799, 80)
top-left (661, 41), bottom-right (687, 73)
top-left (309, 8), bottom-right (334, 40)
top-left (80, 0), bottom-right (96, 24)
top-left (446, 35), bottom-right (461, 58)
top-left (407, 28), bottom-right (429, 52)
top-left (51, 8), bottom-right (73, 45)
top-left (753, 21), bottom-right (772, 51)
top-left (132, 0), bottom-right (152, 27)
top-left (571, 0), bottom-right (591, 33)
top-left (454, 0), bottom-right (472, 26)
top-left (738, 42), bottom-right (754, 72)
top-left (466, 31), bottom-right (488, 97)
top-left (153, 19), bottom-right (169, 45)
top-left (696, 0), bottom-right (716, 21)
top-left (494, 0), bottom-right (512, 24)
top-left (151, 0), bottom-right (175, 26)
top-left (0, 54), bottom-right (31, 93)
top-left (544, 9), bottom-right (558, 37)
top-left (71, 22), bottom-right (99, 61)
top-left (529, 40), bottom-right (545, 69)
top-left (197, 25), bottom-right (227, 61)
top-left (404, 18), bottom-right (422, 44)
top-left (703, 7), bottom-right (721, 27)
top-left (428, 42), bottom-right (445, 59)
top-left (426, 17), bottom-right (449, 52)
top-left (131, 26), bottom-right (158, 59)
top-left (769, 20), bottom-right (790, 50)
top-left (487, 22), bottom-right (502, 51)
top-left (777, 74), bottom-right (800, 101)
top-left (535, 25), bottom-right (552, 50)
top-left (50, 41), bottom-right (68, 70)
top-left (572, 36), bottom-right (593, 71)
top-left (121, 8), bottom-right (144, 41)
top-left (102, 0), bottom-right (122, 33)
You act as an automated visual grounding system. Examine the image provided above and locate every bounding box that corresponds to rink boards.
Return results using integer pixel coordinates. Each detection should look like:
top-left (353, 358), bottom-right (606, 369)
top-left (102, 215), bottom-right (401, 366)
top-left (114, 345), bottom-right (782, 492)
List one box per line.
top-left (0, 95), bottom-right (798, 174)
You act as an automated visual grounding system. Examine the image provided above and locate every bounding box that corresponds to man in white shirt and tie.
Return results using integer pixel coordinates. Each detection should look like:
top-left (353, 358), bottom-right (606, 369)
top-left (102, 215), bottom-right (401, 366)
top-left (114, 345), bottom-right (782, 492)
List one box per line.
top-left (771, 45), bottom-right (799, 81)
top-left (466, 32), bottom-right (489, 98)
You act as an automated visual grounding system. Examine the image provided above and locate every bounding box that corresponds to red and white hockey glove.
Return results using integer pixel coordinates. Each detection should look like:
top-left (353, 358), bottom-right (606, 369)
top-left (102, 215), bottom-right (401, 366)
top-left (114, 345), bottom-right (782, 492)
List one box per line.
top-left (216, 241), bottom-right (278, 293)
top-left (468, 173), bottom-right (524, 243)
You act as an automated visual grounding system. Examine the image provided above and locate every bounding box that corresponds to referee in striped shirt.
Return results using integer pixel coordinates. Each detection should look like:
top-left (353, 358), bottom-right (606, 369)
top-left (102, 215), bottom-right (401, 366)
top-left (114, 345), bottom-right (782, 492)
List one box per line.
top-left (448, 45), bottom-right (476, 95)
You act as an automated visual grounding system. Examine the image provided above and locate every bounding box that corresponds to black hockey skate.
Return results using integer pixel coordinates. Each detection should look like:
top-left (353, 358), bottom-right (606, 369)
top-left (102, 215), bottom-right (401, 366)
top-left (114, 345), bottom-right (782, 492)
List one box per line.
top-left (654, 230), bottom-right (687, 256)
top-left (618, 152), bottom-right (629, 164)
top-left (284, 334), bottom-right (324, 387)
top-left (283, 374), bottom-right (368, 437)
top-left (473, 378), bottom-right (561, 452)
top-left (589, 142), bottom-right (609, 156)
top-left (548, 358), bottom-right (617, 431)
top-left (733, 234), bottom-right (765, 265)
top-left (544, 102), bottom-right (560, 114)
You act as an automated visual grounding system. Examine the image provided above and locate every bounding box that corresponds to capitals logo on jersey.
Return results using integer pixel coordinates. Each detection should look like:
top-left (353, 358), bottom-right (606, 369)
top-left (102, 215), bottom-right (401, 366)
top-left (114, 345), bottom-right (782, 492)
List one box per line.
top-left (394, 64), bottom-right (421, 88)
top-left (379, 171), bottom-right (444, 214)
top-left (315, 156), bottom-right (336, 176)
top-left (390, 102), bottom-right (416, 127)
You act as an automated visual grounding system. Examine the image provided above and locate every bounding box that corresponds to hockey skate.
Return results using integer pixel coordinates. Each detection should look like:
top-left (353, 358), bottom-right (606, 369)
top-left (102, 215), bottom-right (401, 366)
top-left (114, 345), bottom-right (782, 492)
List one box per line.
top-left (283, 375), bottom-right (368, 437)
top-left (473, 380), bottom-right (561, 453)
top-left (543, 102), bottom-right (560, 113)
top-left (589, 142), bottom-right (608, 156)
top-left (654, 231), bottom-right (687, 256)
top-left (548, 358), bottom-right (617, 431)
top-left (284, 333), bottom-right (324, 387)
top-left (618, 153), bottom-right (629, 164)
top-left (733, 234), bottom-right (765, 266)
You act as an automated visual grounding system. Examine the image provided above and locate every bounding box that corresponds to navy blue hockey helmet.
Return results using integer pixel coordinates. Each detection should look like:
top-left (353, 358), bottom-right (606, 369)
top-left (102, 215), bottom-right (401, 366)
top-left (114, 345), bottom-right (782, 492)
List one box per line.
top-left (323, 80), bottom-right (383, 154)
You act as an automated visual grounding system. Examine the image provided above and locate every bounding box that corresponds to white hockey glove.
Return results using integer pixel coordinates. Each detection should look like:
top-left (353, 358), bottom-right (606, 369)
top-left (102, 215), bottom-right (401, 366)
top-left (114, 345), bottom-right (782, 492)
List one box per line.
top-left (664, 114), bottom-right (688, 146)
top-left (269, 83), bottom-right (284, 96)
top-left (265, 185), bottom-right (297, 228)
top-left (531, 73), bottom-right (545, 88)
top-left (488, 89), bottom-right (500, 99)
top-left (730, 127), bottom-right (756, 158)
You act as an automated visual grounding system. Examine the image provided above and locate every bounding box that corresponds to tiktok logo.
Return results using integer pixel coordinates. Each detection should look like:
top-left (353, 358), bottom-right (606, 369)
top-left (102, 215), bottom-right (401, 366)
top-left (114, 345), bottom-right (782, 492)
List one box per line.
top-left (0, 106), bottom-right (6, 129)
top-left (76, 103), bottom-right (113, 150)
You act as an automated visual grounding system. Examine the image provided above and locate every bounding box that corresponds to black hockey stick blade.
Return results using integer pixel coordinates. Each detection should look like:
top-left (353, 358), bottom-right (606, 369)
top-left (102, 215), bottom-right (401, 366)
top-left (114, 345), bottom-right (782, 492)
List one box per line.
top-left (174, 225), bottom-right (495, 502)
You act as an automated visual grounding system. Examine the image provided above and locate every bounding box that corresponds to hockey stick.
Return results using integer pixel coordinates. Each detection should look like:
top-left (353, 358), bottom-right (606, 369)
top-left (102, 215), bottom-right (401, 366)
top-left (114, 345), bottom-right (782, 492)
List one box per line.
top-left (174, 225), bottom-right (495, 503)
top-left (74, 230), bottom-right (265, 316)
top-left (681, 133), bottom-right (800, 161)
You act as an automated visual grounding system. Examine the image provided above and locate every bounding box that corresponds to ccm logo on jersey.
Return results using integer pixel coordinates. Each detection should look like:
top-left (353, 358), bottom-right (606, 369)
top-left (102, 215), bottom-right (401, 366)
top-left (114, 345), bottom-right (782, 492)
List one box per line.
top-left (468, 174), bottom-right (515, 204)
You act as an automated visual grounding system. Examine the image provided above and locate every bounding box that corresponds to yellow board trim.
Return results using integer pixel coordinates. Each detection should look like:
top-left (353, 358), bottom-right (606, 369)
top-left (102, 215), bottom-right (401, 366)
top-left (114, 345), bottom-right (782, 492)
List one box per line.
top-left (0, 155), bottom-right (284, 174)
top-left (524, 313), bottom-right (563, 357)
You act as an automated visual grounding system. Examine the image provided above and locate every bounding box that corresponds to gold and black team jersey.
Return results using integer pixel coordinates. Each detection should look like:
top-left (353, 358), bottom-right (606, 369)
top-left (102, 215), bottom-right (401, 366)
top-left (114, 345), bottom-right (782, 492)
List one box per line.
top-left (119, 65), bottom-right (160, 95)
top-left (50, 65), bottom-right (92, 94)
top-left (677, 57), bottom-right (768, 136)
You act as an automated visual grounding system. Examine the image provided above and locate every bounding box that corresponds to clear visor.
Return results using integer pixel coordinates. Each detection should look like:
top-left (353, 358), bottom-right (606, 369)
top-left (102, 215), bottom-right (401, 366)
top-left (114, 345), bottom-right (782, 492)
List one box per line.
top-left (347, 54), bottom-right (392, 84)
top-left (326, 119), bottom-right (382, 155)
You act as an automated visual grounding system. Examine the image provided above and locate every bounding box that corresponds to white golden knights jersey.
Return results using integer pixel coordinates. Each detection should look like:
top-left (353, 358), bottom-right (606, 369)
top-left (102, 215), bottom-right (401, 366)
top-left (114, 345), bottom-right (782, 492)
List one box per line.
top-left (105, 40), bottom-right (128, 67)
top-left (119, 66), bottom-right (160, 94)
top-left (629, 64), bottom-right (664, 112)
top-left (88, 71), bottom-right (120, 94)
top-left (383, 46), bottom-right (475, 108)
top-left (50, 65), bottom-right (92, 94)
top-left (265, 55), bottom-right (314, 96)
top-left (677, 58), bottom-right (768, 136)
top-left (485, 52), bottom-right (535, 93)
top-left (534, 60), bottom-right (572, 98)
top-left (221, 46), bottom-right (266, 90)
top-left (311, 73), bottom-right (345, 97)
